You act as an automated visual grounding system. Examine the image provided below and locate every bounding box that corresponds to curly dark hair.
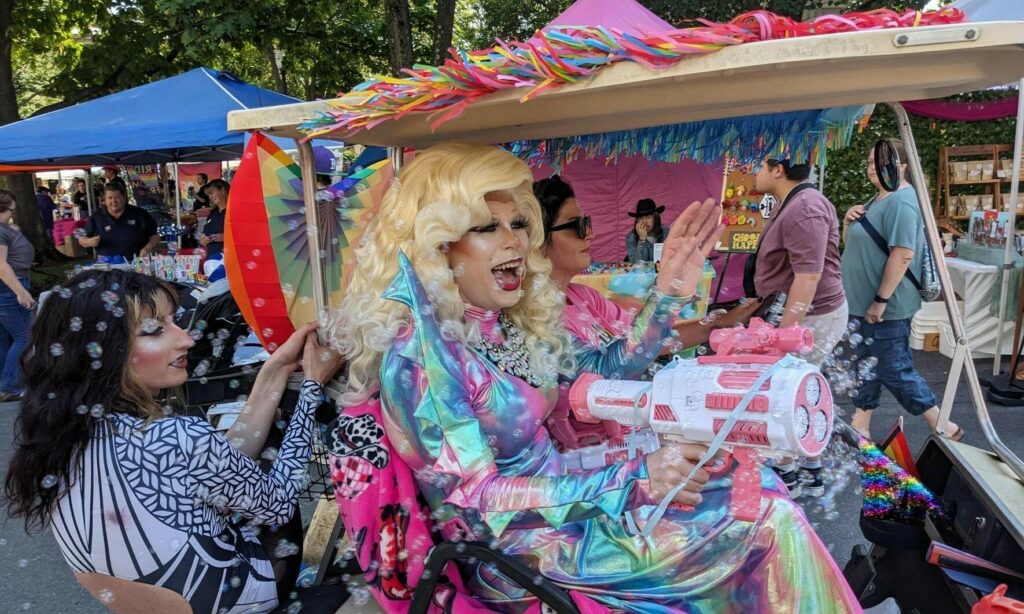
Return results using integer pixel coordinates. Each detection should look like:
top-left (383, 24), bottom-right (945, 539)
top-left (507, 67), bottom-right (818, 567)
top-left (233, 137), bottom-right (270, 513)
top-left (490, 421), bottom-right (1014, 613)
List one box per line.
top-left (4, 269), bottom-right (180, 532)
top-left (532, 174), bottom-right (576, 242)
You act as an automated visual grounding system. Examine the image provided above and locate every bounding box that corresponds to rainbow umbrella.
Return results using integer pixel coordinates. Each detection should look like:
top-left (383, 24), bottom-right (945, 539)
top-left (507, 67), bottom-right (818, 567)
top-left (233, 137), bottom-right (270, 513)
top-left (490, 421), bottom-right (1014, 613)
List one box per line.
top-left (224, 132), bottom-right (392, 350)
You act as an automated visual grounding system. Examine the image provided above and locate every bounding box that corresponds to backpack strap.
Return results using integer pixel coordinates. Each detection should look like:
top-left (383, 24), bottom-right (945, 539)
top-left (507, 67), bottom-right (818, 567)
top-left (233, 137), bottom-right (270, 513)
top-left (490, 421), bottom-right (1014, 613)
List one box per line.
top-left (743, 182), bottom-right (817, 298)
top-left (857, 216), bottom-right (922, 291)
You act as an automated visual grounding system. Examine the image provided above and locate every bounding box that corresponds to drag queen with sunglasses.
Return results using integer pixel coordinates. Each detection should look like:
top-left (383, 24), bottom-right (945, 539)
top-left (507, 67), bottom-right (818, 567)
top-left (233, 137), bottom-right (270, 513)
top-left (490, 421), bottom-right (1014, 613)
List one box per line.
top-left (331, 143), bottom-right (858, 613)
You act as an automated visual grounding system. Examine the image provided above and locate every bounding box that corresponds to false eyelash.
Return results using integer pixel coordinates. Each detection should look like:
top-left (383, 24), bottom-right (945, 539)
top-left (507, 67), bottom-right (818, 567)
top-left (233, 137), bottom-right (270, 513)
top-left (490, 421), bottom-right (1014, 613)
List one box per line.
top-left (469, 221), bottom-right (499, 233)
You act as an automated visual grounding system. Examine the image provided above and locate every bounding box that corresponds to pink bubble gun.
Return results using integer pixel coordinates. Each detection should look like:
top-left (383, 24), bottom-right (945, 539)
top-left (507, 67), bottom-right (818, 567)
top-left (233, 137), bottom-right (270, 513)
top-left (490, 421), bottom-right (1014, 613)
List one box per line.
top-left (568, 319), bottom-right (832, 523)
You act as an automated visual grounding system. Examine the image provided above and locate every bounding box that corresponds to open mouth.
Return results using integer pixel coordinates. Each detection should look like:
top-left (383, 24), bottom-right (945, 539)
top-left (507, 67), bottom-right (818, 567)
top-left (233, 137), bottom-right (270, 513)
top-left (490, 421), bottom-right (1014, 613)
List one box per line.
top-left (491, 258), bottom-right (524, 292)
top-left (169, 354), bottom-right (188, 369)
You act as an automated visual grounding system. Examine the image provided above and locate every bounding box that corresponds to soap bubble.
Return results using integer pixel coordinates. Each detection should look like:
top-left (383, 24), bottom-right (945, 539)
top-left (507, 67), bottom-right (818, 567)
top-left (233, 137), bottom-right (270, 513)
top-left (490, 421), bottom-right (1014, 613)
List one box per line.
top-left (49, 343), bottom-right (64, 356)
top-left (86, 342), bottom-right (103, 359)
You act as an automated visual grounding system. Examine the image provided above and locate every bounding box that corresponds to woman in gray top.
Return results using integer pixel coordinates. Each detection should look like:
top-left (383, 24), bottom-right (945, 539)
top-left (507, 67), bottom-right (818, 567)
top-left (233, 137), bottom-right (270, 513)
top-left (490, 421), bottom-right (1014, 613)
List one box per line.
top-left (0, 189), bottom-right (36, 402)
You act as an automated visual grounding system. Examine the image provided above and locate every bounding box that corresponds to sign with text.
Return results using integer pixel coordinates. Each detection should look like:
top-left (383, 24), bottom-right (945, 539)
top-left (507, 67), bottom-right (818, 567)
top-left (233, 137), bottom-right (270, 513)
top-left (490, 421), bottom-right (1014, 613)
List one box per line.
top-left (718, 157), bottom-right (766, 253)
top-left (729, 232), bottom-right (760, 253)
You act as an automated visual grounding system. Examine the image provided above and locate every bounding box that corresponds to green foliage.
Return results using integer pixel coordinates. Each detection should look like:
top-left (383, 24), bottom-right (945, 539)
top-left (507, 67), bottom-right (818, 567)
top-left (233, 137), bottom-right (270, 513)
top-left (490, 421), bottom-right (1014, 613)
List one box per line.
top-left (822, 91), bottom-right (1018, 221)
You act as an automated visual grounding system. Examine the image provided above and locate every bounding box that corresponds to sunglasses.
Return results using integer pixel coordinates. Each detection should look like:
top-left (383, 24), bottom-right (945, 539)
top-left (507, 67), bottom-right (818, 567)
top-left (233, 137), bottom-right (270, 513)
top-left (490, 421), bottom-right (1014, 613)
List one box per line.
top-left (550, 215), bottom-right (592, 240)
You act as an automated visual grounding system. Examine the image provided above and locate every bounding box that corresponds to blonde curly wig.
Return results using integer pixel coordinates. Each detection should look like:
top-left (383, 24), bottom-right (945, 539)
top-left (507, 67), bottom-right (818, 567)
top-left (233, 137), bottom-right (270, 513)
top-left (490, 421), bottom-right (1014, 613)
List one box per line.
top-left (328, 142), bottom-right (572, 402)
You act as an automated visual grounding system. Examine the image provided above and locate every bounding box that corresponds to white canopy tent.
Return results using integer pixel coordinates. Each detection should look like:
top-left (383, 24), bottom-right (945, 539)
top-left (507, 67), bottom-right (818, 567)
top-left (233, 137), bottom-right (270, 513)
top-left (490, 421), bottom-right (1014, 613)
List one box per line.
top-left (947, 0), bottom-right (1024, 376)
top-left (950, 0), bottom-right (1024, 21)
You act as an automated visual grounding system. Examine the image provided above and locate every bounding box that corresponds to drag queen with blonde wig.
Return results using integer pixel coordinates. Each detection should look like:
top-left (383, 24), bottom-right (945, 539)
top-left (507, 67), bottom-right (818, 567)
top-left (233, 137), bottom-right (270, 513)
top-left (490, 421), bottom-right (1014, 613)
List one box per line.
top-left (330, 143), bottom-right (859, 613)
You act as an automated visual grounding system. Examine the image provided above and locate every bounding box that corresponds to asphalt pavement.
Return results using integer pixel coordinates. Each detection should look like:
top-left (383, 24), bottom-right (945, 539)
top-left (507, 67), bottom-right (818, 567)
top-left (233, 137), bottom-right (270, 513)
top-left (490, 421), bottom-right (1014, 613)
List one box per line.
top-left (0, 350), bottom-right (1020, 613)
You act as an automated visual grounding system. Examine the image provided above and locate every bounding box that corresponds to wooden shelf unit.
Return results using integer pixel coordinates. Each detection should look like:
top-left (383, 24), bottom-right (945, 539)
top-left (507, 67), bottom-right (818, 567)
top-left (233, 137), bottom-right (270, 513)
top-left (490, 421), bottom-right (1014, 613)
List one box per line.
top-left (935, 144), bottom-right (1023, 223)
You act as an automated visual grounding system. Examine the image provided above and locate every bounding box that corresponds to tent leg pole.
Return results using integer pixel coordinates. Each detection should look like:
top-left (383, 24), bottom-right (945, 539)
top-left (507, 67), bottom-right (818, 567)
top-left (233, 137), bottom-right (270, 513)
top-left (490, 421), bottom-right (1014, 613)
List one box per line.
top-left (85, 172), bottom-right (95, 217)
top-left (297, 139), bottom-right (328, 327)
top-left (886, 101), bottom-right (1024, 483)
top-left (993, 78), bottom-right (1024, 376)
top-left (85, 171), bottom-right (96, 259)
top-left (173, 163), bottom-right (183, 250)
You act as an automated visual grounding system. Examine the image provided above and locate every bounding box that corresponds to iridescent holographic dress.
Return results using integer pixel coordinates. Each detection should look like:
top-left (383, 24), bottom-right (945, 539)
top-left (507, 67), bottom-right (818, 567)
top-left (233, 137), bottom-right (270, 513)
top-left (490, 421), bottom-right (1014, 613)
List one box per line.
top-left (380, 257), bottom-right (860, 613)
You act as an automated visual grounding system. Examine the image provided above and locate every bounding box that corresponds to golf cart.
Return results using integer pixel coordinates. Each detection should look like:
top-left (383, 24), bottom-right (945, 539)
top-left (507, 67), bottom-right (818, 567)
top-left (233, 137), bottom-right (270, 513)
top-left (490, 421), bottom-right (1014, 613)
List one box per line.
top-left (228, 18), bottom-right (1024, 612)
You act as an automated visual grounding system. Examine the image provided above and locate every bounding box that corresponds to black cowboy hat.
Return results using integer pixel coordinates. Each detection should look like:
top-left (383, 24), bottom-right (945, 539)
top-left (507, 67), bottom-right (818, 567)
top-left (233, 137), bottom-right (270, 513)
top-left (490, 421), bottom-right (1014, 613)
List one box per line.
top-left (628, 198), bottom-right (665, 217)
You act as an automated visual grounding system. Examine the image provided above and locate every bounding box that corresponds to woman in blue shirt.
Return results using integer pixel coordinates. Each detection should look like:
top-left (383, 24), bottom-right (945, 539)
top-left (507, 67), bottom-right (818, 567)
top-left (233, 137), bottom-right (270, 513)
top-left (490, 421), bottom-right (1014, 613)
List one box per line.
top-left (841, 139), bottom-right (963, 441)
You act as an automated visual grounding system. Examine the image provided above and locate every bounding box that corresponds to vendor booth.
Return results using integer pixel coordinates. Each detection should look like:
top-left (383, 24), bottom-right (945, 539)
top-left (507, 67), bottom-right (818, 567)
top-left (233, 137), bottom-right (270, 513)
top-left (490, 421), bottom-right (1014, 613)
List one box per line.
top-left (225, 1), bottom-right (1024, 610)
top-left (0, 67), bottom-right (317, 270)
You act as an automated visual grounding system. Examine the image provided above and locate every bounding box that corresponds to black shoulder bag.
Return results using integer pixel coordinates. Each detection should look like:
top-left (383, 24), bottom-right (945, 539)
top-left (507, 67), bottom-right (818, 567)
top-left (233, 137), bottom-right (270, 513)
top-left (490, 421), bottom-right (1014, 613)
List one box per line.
top-left (856, 215), bottom-right (941, 301)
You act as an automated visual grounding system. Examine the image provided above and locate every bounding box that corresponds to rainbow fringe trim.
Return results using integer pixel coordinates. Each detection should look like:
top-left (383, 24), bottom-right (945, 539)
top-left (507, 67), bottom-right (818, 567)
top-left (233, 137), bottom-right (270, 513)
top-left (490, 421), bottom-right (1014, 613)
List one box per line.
top-left (510, 105), bottom-right (869, 169)
top-left (299, 8), bottom-right (964, 141)
top-left (861, 438), bottom-right (944, 523)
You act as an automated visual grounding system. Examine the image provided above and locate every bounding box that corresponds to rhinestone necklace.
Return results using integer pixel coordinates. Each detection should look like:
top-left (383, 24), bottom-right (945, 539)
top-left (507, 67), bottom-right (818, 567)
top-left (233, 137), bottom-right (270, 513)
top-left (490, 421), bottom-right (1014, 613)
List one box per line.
top-left (471, 312), bottom-right (542, 387)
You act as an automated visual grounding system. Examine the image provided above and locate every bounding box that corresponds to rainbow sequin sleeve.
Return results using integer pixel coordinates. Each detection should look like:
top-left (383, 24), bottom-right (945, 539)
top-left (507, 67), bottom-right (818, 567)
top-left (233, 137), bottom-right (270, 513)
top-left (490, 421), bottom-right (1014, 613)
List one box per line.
top-left (567, 283), bottom-right (691, 380)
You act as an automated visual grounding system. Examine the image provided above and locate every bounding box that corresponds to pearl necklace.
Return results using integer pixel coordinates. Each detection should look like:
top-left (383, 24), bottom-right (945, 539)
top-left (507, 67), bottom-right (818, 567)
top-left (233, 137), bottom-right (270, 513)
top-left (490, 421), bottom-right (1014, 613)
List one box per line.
top-left (471, 312), bottom-right (542, 387)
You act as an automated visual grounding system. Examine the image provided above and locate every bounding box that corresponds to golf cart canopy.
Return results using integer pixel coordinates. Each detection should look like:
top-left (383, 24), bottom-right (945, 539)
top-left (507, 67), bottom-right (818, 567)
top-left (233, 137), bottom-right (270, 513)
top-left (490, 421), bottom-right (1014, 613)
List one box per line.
top-left (228, 21), bottom-right (1024, 146)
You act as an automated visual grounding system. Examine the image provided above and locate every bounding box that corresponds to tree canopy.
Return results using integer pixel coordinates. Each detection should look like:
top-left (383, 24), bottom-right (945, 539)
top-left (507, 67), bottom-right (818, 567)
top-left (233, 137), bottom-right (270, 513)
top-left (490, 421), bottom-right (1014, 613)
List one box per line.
top-left (0, 0), bottom-right (951, 258)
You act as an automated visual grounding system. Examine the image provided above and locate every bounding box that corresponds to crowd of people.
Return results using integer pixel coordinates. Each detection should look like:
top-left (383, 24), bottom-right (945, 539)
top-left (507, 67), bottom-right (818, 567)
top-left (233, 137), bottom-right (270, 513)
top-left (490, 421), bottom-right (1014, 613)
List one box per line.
top-left (0, 140), bottom-right (949, 612)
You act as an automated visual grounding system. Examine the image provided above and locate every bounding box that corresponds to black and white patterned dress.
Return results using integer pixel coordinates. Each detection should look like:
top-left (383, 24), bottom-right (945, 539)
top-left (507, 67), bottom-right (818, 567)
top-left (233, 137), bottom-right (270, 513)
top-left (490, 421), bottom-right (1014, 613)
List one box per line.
top-left (51, 380), bottom-right (323, 613)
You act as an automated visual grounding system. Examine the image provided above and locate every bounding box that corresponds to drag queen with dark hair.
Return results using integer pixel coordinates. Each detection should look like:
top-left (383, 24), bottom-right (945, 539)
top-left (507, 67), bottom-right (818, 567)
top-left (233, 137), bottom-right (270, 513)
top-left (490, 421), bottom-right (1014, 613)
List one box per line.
top-left (330, 142), bottom-right (859, 613)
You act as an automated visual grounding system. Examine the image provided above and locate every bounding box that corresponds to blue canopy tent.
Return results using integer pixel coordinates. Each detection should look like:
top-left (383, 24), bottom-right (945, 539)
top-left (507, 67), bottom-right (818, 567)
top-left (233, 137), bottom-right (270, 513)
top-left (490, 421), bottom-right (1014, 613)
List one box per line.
top-left (0, 67), bottom-right (301, 165)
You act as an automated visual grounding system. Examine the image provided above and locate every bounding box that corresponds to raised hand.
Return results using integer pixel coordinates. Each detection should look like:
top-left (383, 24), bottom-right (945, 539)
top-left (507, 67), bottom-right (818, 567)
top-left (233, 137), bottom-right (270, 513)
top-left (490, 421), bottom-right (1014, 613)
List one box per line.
top-left (656, 198), bottom-right (724, 297)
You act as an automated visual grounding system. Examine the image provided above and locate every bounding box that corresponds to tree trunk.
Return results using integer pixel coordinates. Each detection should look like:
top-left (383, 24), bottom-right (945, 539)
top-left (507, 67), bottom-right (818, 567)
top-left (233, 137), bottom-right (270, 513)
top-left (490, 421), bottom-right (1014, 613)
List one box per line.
top-left (433, 0), bottom-right (457, 66)
top-left (0, 0), bottom-right (54, 262)
top-left (265, 43), bottom-right (288, 95)
top-left (384, 0), bottom-right (413, 76)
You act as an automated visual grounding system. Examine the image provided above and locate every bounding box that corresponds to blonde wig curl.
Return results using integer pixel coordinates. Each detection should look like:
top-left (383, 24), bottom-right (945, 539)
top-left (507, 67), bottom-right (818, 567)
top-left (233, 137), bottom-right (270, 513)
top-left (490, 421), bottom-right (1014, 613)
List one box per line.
top-left (328, 142), bottom-right (571, 401)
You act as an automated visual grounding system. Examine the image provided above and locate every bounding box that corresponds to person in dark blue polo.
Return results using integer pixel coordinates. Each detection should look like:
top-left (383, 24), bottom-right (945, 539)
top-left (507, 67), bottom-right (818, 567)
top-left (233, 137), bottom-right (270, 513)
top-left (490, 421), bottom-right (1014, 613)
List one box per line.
top-left (199, 179), bottom-right (229, 256)
top-left (79, 183), bottom-right (159, 262)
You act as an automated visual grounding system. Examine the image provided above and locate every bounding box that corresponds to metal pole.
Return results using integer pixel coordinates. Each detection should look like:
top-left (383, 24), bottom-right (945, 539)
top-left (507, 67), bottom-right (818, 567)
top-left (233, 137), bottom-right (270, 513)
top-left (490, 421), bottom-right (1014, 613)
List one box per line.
top-left (297, 139), bottom-right (328, 323)
top-left (993, 79), bottom-right (1024, 375)
top-left (84, 172), bottom-right (94, 217)
top-left (173, 163), bottom-right (183, 249)
top-left (887, 102), bottom-right (1024, 483)
top-left (84, 171), bottom-right (96, 260)
top-left (388, 146), bottom-right (404, 175)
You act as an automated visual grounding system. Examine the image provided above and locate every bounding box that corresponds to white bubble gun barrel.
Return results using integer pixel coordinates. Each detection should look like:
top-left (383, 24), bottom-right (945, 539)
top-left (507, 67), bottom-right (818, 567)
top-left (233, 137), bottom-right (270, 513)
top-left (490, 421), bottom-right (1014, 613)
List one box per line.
top-left (567, 318), bottom-right (834, 521)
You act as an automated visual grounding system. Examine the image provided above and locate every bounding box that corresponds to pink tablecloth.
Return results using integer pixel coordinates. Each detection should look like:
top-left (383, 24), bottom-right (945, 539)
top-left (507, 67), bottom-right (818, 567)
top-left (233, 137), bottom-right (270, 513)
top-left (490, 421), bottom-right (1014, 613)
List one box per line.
top-left (52, 219), bottom-right (86, 246)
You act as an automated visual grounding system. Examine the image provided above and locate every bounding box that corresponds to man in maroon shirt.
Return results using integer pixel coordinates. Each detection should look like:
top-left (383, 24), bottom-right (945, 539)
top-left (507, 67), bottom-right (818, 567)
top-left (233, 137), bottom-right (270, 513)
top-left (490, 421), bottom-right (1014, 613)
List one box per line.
top-left (752, 158), bottom-right (849, 497)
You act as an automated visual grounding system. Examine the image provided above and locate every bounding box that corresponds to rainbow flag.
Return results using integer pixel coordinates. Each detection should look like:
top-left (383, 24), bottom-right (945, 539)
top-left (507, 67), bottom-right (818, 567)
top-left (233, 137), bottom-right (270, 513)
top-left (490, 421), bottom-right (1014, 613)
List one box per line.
top-left (877, 417), bottom-right (919, 479)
